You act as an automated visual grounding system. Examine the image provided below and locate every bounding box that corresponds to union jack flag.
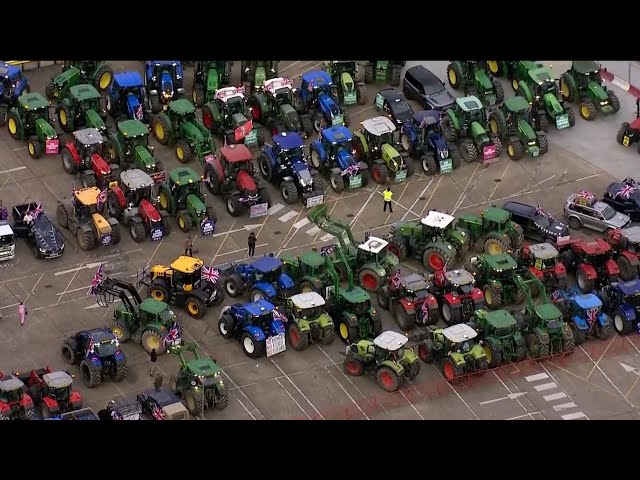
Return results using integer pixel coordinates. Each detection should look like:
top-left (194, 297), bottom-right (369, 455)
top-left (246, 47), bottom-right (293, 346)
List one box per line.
top-left (151, 404), bottom-right (165, 420)
top-left (617, 184), bottom-right (637, 199)
top-left (421, 301), bottom-right (430, 323)
top-left (30, 202), bottom-right (44, 218)
top-left (201, 265), bottom-right (220, 283)
top-left (135, 104), bottom-right (143, 121)
top-left (320, 245), bottom-right (335, 256)
top-left (551, 290), bottom-right (561, 301)
top-left (111, 409), bottom-right (123, 420)
top-left (86, 336), bottom-right (95, 356)
top-left (96, 188), bottom-right (108, 209)
top-left (578, 191), bottom-right (596, 203)
top-left (341, 164), bottom-right (360, 177)
top-left (273, 308), bottom-right (288, 323)
top-left (535, 202), bottom-right (549, 218)
top-left (391, 269), bottom-right (401, 289)
top-left (87, 263), bottom-right (105, 296)
top-left (163, 322), bottom-right (182, 347)
top-left (307, 81), bottom-right (314, 92)
top-left (586, 308), bottom-right (598, 325)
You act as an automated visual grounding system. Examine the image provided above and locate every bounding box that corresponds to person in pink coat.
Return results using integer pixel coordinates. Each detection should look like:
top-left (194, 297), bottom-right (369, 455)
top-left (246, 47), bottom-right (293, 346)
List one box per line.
top-left (18, 302), bottom-right (26, 326)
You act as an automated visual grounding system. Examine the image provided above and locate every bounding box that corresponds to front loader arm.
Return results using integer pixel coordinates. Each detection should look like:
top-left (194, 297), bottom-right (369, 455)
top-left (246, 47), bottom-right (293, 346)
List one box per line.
top-left (93, 276), bottom-right (143, 312)
top-left (307, 204), bottom-right (357, 250)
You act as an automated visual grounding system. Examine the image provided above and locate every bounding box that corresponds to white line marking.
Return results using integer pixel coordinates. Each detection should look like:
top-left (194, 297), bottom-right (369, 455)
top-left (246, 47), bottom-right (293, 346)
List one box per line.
top-left (561, 411), bottom-right (587, 420)
top-left (278, 211), bottom-right (299, 223)
top-left (10, 148), bottom-right (27, 152)
top-left (292, 218), bottom-right (310, 229)
top-left (56, 285), bottom-right (90, 295)
top-left (31, 273), bottom-right (44, 295)
top-left (399, 390), bottom-right (424, 420)
top-left (54, 261), bottom-right (103, 276)
top-left (0, 166), bottom-right (27, 174)
top-left (490, 370), bottom-right (531, 415)
top-left (451, 163), bottom-right (480, 214)
top-left (349, 186), bottom-right (379, 228)
top-left (507, 411), bottom-right (542, 420)
top-left (275, 378), bottom-right (311, 420)
top-left (580, 345), bottom-right (634, 408)
top-left (279, 61), bottom-right (301, 74)
top-left (211, 226), bottom-right (245, 238)
top-left (305, 226), bottom-right (320, 236)
top-left (553, 402), bottom-right (577, 412)
top-left (400, 178), bottom-right (433, 221)
top-left (543, 392), bottom-right (567, 402)
top-left (479, 392), bottom-right (527, 406)
top-left (244, 224), bottom-right (262, 231)
top-left (534, 382), bottom-right (558, 392)
top-left (525, 373), bottom-right (549, 383)
top-left (267, 203), bottom-right (285, 215)
top-left (270, 359), bottom-right (324, 419)
top-left (319, 233), bottom-right (334, 242)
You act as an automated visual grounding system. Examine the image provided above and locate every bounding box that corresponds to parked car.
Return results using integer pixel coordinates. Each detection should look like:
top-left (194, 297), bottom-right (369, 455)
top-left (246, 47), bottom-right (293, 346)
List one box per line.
top-left (12, 203), bottom-right (65, 259)
top-left (374, 88), bottom-right (413, 127)
top-left (402, 65), bottom-right (455, 111)
top-left (601, 179), bottom-right (640, 222)
top-left (502, 200), bottom-right (570, 244)
top-left (563, 192), bottom-right (631, 233)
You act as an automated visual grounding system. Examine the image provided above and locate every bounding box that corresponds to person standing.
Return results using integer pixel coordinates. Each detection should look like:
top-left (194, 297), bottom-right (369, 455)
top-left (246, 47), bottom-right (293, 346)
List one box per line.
top-left (383, 188), bottom-right (394, 213)
top-left (184, 236), bottom-right (193, 257)
top-left (18, 302), bottom-right (26, 326)
top-left (149, 348), bottom-right (159, 377)
top-left (248, 232), bottom-right (257, 257)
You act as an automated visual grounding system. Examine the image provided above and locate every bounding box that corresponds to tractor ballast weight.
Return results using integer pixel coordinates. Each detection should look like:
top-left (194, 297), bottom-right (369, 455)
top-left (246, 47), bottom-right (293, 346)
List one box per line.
top-left (560, 61), bottom-right (620, 121)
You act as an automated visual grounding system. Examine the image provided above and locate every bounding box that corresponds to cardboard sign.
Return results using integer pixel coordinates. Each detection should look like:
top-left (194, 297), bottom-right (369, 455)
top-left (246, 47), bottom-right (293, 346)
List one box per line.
top-left (375, 93), bottom-right (385, 110)
top-left (250, 203), bottom-right (268, 218)
top-left (306, 194), bottom-right (324, 208)
top-left (623, 136), bottom-right (630, 147)
top-left (235, 119), bottom-right (254, 142)
top-left (555, 113), bottom-right (570, 130)
top-left (266, 333), bottom-right (286, 357)
top-left (45, 139), bottom-right (59, 155)
top-left (151, 228), bottom-right (163, 241)
top-left (483, 145), bottom-right (497, 160)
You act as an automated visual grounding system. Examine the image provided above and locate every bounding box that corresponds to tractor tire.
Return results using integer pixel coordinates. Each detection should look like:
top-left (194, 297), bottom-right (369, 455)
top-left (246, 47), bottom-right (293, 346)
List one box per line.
top-left (175, 140), bottom-right (192, 164)
top-left (57, 103), bottom-right (73, 132)
top-left (493, 80), bottom-right (505, 104)
top-left (218, 314), bottom-right (236, 339)
top-left (487, 111), bottom-right (506, 139)
top-left (176, 210), bottom-right (194, 232)
top-left (613, 308), bottom-right (635, 335)
top-left (401, 133), bottom-right (414, 154)
top-left (154, 159), bottom-right (165, 173)
top-left (372, 313), bottom-right (383, 336)
top-left (405, 156), bottom-right (415, 177)
top-left (442, 303), bottom-right (463, 326)
top-left (376, 366), bottom-right (402, 392)
top-left (61, 147), bottom-right (77, 174)
top-left (225, 195), bottom-right (243, 217)
top-left (537, 113), bottom-right (550, 132)
top-left (110, 223), bottom-right (121, 245)
top-left (489, 135), bottom-right (503, 157)
top-left (288, 323), bottom-right (309, 351)
top-left (483, 236), bottom-right (509, 255)
top-left (377, 286), bottom-right (391, 310)
top-left (215, 391), bottom-right (229, 410)
top-left (258, 187), bottom-right (272, 208)
top-left (80, 359), bottom-right (102, 388)
top-left (0, 106), bottom-right (7, 127)
top-left (150, 94), bottom-right (162, 114)
top-left (617, 123), bottom-right (629, 144)
top-left (329, 172), bottom-right (345, 192)
top-left (249, 288), bottom-right (266, 302)
top-left (441, 115), bottom-right (457, 142)
top-left (608, 91), bottom-right (621, 112)
top-left (312, 113), bottom-right (327, 132)
top-left (441, 357), bottom-right (464, 382)
top-left (110, 319), bottom-right (131, 342)
top-left (421, 153), bottom-right (439, 176)
top-left (192, 85), bottom-right (206, 108)
top-left (184, 390), bottom-right (203, 416)
top-left (280, 180), bottom-right (299, 204)
top-left (370, 163), bottom-right (388, 184)
top-left (148, 280), bottom-right (170, 302)
top-left (360, 169), bottom-right (370, 187)
top-left (357, 84), bottom-right (368, 105)
top-left (61, 338), bottom-right (77, 365)
top-left (343, 356), bottom-right (365, 376)
top-left (56, 204), bottom-right (70, 229)
top-left (482, 339), bottom-right (503, 369)
top-left (130, 222), bottom-right (146, 243)
top-left (617, 255), bottom-right (636, 281)
top-left (7, 109), bottom-right (21, 140)
top-left (450, 145), bottom-right (462, 170)
top-left (309, 149), bottom-right (323, 170)
top-left (562, 324), bottom-right (575, 353)
top-left (538, 133), bottom-right (549, 155)
top-left (569, 322), bottom-right (585, 346)
top-left (576, 270), bottom-right (594, 293)
top-left (186, 296), bottom-right (206, 319)
top-left (418, 339), bottom-right (435, 363)
top-left (560, 74), bottom-right (576, 103)
top-left (141, 330), bottom-right (165, 354)
top-left (299, 280), bottom-right (319, 293)
top-left (241, 332), bottom-right (265, 359)
top-left (526, 332), bottom-right (545, 358)
top-left (115, 362), bottom-right (128, 382)
top-left (391, 65), bottom-right (402, 87)
top-left (446, 63), bottom-right (462, 89)
top-left (223, 274), bottom-right (244, 298)
top-left (598, 316), bottom-right (614, 340)
top-left (461, 140), bottom-right (479, 163)
top-left (152, 114), bottom-right (171, 144)
top-left (169, 375), bottom-right (179, 394)
top-left (405, 360), bottom-right (420, 380)
top-left (566, 106), bottom-right (576, 127)
top-left (364, 64), bottom-right (374, 84)
top-left (301, 115), bottom-right (314, 137)
top-left (321, 326), bottom-right (335, 345)
top-left (506, 140), bottom-right (524, 161)
top-left (77, 229), bottom-right (95, 251)
top-left (394, 304), bottom-right (413, 332)
top-left (81, 171), bottom-right (96, 188)
top-left (258, 153), bottom-right (273, 181)
top-left (311, 170), bottom-right (326, 193)
top-left (338, 320), bottom-right (359, 344)
top-left (422, 244), bottom-right (453, 273)
top-left (105, 139), bottom-right (120, 163)
top-left (483, 283), bottom-right (502, 310)
top-left (386, 240), bottom-right (408, 261)
top-left (93, 64), bottom-right (113, 93)
top-left (579, 101), bottom-right (597, 121)
top-left (256, 128), bottom-right (265, 146)
top-left (343, 110), bottom-right (351, 127)
top-left (45, 81), bottom-right (55, 100)
top-left (358, 268), bottom-right (382, 292)
top-left (27, 136), bottom-right (43, 159)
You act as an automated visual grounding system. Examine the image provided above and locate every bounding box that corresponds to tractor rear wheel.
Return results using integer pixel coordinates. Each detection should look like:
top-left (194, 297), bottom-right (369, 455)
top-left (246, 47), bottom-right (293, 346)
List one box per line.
top-left (7, 110), bottom-right (21, 140)
top-left (422, 244), bottom-right (453, 273)
top-left (169, 376), bottom-right (179, 394)
top-left (526, 333), bottom-right (542, 358)
top-left (214, 392), bottom-right (229, 410)
top-left (241, 332), bottom-right (265, 358)
top-left (77, 229), bottom-right (95, 251)
top-left (130, 222), bottom-right (146, 243)
top-left (288, 323), bottom-right (309, 351)
top-left (386, 240), bottom-right (408, 261)
top-left (493, 80), bottom-right (505, 104)
top-left (376, 286), bottom-right (391, 310)
top-left (537, 113), bottom-right (550, 132)
top-left (176, 211), bottom-right (194, 232)
top-left (614, 309), bottom-right (634, 335)
top-left (598, 316), bottom-right (613, 340)
top-left (441, 115), bottom-right (457, 142)
top-left (482, 339), bottom-right (503, 369)
top-left (149, 281), bottom-right (170, 302)
top-left (150, 94), bottom-right (162, 114)
top-left (184, 390), bottom-right (203, 416)
top-left (447, 63), bottom-right (462, 89)
top-left (370, 163), bottom-right (388, 184)
top-left (192, 85), bottom-right (205, 108)
top-left (80, 359), bottom-right (102, 388)
top-left (394, 304), bottom-right (413, 331)
top-left (281, 180), bottom-right (299, 204)
top-left (608, 91), bottom-right (621, 112)
top-left (562, 324), bottom-right (575, 353)
top-left (329, 172), bottom-right (345, 192)
top-left (576, 270), bottom-right (594, 293)
top-left (343, 356), bottom-right (365, 376)
top-left (57, 204), bottom-right (70, 229)
top-left (364, 64), bottom-right (374, 84)
top-left (506, 140), bottom-right (524, 161)
top-left (391, 65), bottom-right (402, 87)
top-left (483, 284), bottom-right (502, 310)
top-left (175, 140), bottom-right (192, 164)
top-left (358, 268), bottom-right (382, 292)
top-left (418, 339), bottom-right (435, 363)
top-left (376, 366), bottom-right (402, 392)
top-left (617, 123), bottom-right (629, 144)
top-left (218, 314), bottom-right (236, 339)
top-left (321, 325), bottom-right (335, 345)
top-left (617, 255), bottom-right (636, 281)
top-left (579, 101), bottom-right (597, 121)
top-left (441, 357), bottom-right (463, 382)
top-left (94, 64), bottom-right (113, 93)
top-left (442, 303), bottom-right (463, 326)
top-left (357, 84), bottom-right (368, 104)
top-left (142, 330), bottom-right (165, 354)
top-left (115, 362), bottom-right (128, 382)
top-left (45, 81), bottom-right (55, 100)
top-left (224, 274), bottom-right (243, 297)
top-left (186, 296), bottom-right (206, 319)
top-left (338, 320), bottom-right (359, 344)
top-left (58, 104), bottom-right (73, 132)
top-left (61, 338), bottom-right (77, 364)
top-left (110, 320), bottom-right (131, 342)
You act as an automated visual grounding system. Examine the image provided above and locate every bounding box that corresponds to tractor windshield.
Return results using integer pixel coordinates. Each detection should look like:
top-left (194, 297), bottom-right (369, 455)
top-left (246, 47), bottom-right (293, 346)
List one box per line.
top-left (83, 141), bottom-right (103, 157)
top-left (27, 107), bottom-right (49, 126)
top-left (280, 146), bottom-right (303, 160)
top-left (299, 306), bottom-right (322, 320)
top-left (254, 266), bottom-right (281, 283)
top-left (389, 348), bottom-right (405, 362)
top-left (457, 284), bottom-right (474, 295)
top-left (0, 387), bottom-right (22, 404)
top-left (49, 385), bottom-right (71, 402)
top-left (126, 185), bottom-right (153, 204)
top-left (274, 88), bottom-right (292, 105)
top-left (493, 327), bottom-right (512, 337)
top-left (0, 233), bottom-right (14, 247)
top-left (375, 132), bottom-right (394, 146)
top-left (586, 252), bottom-right (611, 265)
top-left (226, 96), bottom-right (245, 115)
top-left (160, 309), bottom-right (176, 322)
top-left (352, 299), bottom-right (371, 316)
top-left (537, 257), bottom-right (558, 269)
top-left (405, 288), bottom-right (429, 301)
top-left (129, 134), bottom-right (149, 148)
top-left (94, 338), bottom-right (118, 357)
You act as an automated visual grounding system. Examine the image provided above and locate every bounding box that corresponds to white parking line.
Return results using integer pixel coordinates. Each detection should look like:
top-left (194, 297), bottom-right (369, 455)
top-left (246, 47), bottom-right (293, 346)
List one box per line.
top-left (292, 218), bottom-right (310, 229)
top-left (278, 211), bottom-right (298, 223)
top-left (270, 359), bottom-right (324, 419)
top-left (562, 412), bottom-right (588, 420)
top-left (543, 392), bottom-right (567, 402)
top-left (305, 226), bottom-right (320, 236)
top-left (54, 261), bottom-right (104, 276)
top-left (267, 203), bottom-right (285, 215)
top-left (553, 402), bottom-right (578, 412)
top-left (525, 373), bottom-right (549, 382)
top-left (275, 378), bottom-right (312, 420)
top-left (319, 233), bottom-right (334, 242)
top-left (0, 166), bottom-right (26, 174)
top-left (399, 390), bottom-right (424, 420)
top-left (400, 178), bottom-right (433, 221)
top-left (534, 382), bottom-right (558, 392)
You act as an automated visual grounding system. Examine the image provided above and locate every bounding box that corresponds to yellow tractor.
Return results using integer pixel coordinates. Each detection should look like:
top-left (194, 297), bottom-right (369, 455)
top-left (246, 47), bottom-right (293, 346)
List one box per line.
top-left (56, 187), bottom-right (121, 250)
top-left (138, 256), bottom-right (224, 319)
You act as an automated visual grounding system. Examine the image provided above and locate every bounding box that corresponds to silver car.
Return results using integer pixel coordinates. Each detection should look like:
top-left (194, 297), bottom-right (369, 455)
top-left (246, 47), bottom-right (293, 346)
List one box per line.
top-left (564, 193), bottom-right (631, 232)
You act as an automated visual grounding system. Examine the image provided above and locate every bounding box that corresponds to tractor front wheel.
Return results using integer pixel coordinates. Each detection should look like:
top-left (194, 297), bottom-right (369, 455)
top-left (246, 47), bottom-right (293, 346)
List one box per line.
top-left (0, 106), bottom-right (6, 127)
top-left (115, 362), bottom-right (128, 382)
top-left (576, 270), bottom-right (594, 293)
top-left (184, 390), bottom-right (203, 416)
top-left (538, 133), bottom-right (549, 155)
top-left (176, 210), bottom-right (194, 232)
top-left (579, 101), bottom-right (597, 121)
top-left (442, 303), bottom-right (463, 326)
top-left (608, 91), bottom-right (621, 112)
top-left (617, 255), bottom-right (636, 282)
top-left (61, 339), bottom-right (77, 364)
top-left (58, 104), bottom-right (73, 132)
top-left (376, 286), bottom-right (390, 310)
top-left (421, 153), bottom-right (439, 176)
top-left (357, 84), bottom-right (368, 104)
top-left (537, 113), bottom-right (550, 132)
top-left (617, 123), bottom-right (629, 144)
top-left (130, 222), bottom-right (146, 243)
top-left (321, 326), bottom-right (335, 345)
top-left (175, 140), bottom-right (192, 164)
top-left (461, 141), bottom-right (479, 163)
top-left (506, 140), bottom-right (524, 161)
top-left (483, 284), bottom-right (502, 310)
top-left (186, 296), bottom-right (206, 319)
top-left (241, 332), bottom-right (265, 358)
top-left (280, 180), bottom-right (299, 204)
top-left (562, 324), bottom-right (575, 353)
top-left (218, 314), bottom-right (236, 339)
top-left (77, 229), bottom-right (95, 251)
top-left (598, 316), bottom-right (613, 340)
top-left (214, 392), bottom-right (229, 410)
top-left (329, 172), bottom-right (345, 192)
top-left (376, 366), bottom-right (402, 392)
top-left (406, 360), bottom-right (420, 380)
top-left (80, 359), bottom-right (102, 388)
top-left (441, 357), bottom-right (463, 382)
top-left (288, 323), bottom-right (309, 351)
top-left (394, 304), bottom-right (413, 331)
top-left (569, 322), bottom-right (585, 345)
top-left (614, 309), bottom-right (634, 335)
top-left (370, 163), bottom-right (388, 184)
top-left (418, 339), bottom-right (435, 363)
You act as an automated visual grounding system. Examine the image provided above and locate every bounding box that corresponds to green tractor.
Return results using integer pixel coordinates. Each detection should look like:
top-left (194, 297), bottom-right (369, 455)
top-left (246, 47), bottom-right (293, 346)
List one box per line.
top-left (468, 309), bottom-right (527, 368)
top-left (417, 323), bottom-right (488, 382)
top-left (386, 210), bottom-right (469, 272)
top-left (105, 120), bottom-right (165, 176)
top-left (363, 61), bottom-right (405, 87)
top-left (441, 96), bottom-right (503, 164)
top-left (168, 342), bottom-right (228, 416)
top-left (486, 96), bottom-right (549, 161)
top-left (45, 66), bottom-right (81, 100)
top-left (284, 291), bottom-right (335, 351)
top-left (457, 206), bottom-right (524, 255)
top-left (6, 93), bottom-right (60, 159)
top-left (152, 99), bottom-right (218, 164)
top-left (157, 167), bottom-right (218, 233)
top-left (241, 61), bottom-right (279, 91)
top-left (192, 61), bottom-right (232, 107)
top-left (343, 330), bottom-right (420, 392)
top-left (62, 61), bottom-right (113, 93)
top-left (56, 84), bottom-right (107, 134)
top-left (323, 61), bottom-right (367, 106)
top-left (469, 253), bottom-right (532, 309)
top-left (280, 249), bottom-right (339, 297)
top-left (447, 61), bottom-right (505, 107)
top-left (560, 61), bottom-right (620, 121)
top-left (307, 203), bottom-right (399, 292)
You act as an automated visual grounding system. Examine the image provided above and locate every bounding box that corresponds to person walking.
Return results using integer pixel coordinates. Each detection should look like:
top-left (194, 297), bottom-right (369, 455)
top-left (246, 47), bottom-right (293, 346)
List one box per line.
top-left (184, 236), bottom-right (193, 257)
top-left (149, 348), bottom-right (159, 377)
top-left (248, 232), bottom-right (257, 257)
top-left (383, 188), bottom-right (394, 213)
top-left (18, 302), bottom-right (26, 326)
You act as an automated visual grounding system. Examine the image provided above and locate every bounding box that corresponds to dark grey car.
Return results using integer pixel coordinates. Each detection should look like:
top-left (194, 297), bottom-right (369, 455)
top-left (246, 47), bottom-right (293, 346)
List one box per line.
top-left (563, 193), bottom-right (631, 232)
top-left (402, 65), bottom-right (455, 111)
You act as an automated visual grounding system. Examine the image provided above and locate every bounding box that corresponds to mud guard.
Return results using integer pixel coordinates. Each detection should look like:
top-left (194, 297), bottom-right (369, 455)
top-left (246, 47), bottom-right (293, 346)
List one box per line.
top-left (444, 108), bottom-right (459, 131)
top-left (604, 259), bottom-right (620, 277)
top-left (317, 313), bottom-right (333, 329)
top-left (110, 185), bottom-right (126, 208)
top-left (398, 297), bottom-right (415, 315)
top-left (620, 250), bottom-right (640, 267)
top-left (294, 318), bottom-right (311, 333)
top-left (353, 130), bottom-right (369, 155)
top-left (108, 133), bottom-right (126, 162)
top-left (517, 81), bottom-right (533, 103)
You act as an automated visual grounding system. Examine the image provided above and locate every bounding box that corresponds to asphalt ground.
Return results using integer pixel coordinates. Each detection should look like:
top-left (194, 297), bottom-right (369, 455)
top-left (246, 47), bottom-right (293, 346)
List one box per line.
top-left (1, 60), bottom-right (640, 420)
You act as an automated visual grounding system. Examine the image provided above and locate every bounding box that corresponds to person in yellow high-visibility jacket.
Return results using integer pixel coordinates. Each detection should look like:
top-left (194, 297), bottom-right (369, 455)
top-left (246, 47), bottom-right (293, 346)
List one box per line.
top-left (383, 188), bottom-right (393, 213)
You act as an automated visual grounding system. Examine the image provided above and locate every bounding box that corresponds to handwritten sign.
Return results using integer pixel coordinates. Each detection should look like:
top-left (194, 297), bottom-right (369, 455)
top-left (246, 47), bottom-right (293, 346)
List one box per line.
top-left (306, 194), bottom-right (324, 208)
top-left (200, 219), bottom-right (214, 236)
top-left (151, 228), bottom-right (163, 241)
top-left (250, 203), bottom-right (268, 218)
top-left (266, 333), bottom-right (286, 357)
top-left (45, 139), bottom-right (59, 155)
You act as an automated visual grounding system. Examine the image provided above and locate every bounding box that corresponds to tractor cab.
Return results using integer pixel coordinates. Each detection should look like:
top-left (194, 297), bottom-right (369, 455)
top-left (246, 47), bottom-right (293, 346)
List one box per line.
top-left (373, 330), bottom-right (408, 363)
top-left (139, 297), bottom-right (177, 326)
top-left (85, 329), bottom-right (120, 357)
top-left (527, 243), bottom-right (561, 270)
top-left (479, 309), bottom-right (518, 339)
top-left (288, 291), bottom-right (326, 321)
top-left (18, 93), bottom-right (55, 129)
top-left (357, 236), bottom-right (394, 267)
top-left (111, 72), bottom-right (146, 120)
top-left (0, 375), bottom-right (25, 405)
top-left (413, 110), bottom-right (441, 139)
top-left (251, 255), bottom-right (295, 295)
top-left (481, 206), bottom-right (512, 233)
top-left (528, 67), bottom-right (559, 99)
top-left (119, 169), bottom-right (156, 206)
top-left (215, 86), bottom-right (247, 117)
top-left (0, 62), bottom-right (28, 100)
top-left (220, 144), bottom-right (254, 179)
top-left (42, 371), bottom-right (73, 403)
top-left (421, 210), bottom-right (456, 241)
top-left (243, 299), bottom-right (278, 329)
top-left (300, 70), bottom-right (334, 101)
top-left (167, 99), bottom-right (197, 130)
top-left (361, 116), bottom-right (400, 161)
top-left (504, 96), bottom-right (533, 125)
top-left (567, 292), bottom-right (603, 320)
top-left (72, 127), bottom-right (105, 160)
top-left (571, 61), bottom-right (601, 89)
top-left (577, 238), bottom-right (614, 265)
top-left (441, 269), bottom-right (476, 295)
top-left (70, 84), bottom-right (104, 116)
top-left (481, 253), bottom-right (519, 280)
top-left (72, 187), bottom-right (103, 223)
top-left (145, 60), bottom-right (184, 102)
top-left (454, 96), bottom-right (486, 130)
top-left (295, 251), bottom-right (328, 279)
top-left (167, 256), bottom-right (205, 291)
top-left (168, 167), bottom-right (204, 210)
top-left (182, 358), bottom-right (221, 388)
top-left (340, 287), bottom-right (372, 316)
top-left (321, 125), bottom-right (357, 164)
top-left (611, 280), bottom-right (640, 308)
top-left (243, 61), bottom-right (278, 88)
top-left (442, 323), bottom-right (478, 352)
top-left (264, 77), bottom-right (295, 106)
top-left (273, 131), bottom-right (305, 160)
top-left (397, 273), bottom-right (430, 301)
top-left (325, 61), bottom-right (358, 78)
top-left (118, 119), bottom-right (152, 152)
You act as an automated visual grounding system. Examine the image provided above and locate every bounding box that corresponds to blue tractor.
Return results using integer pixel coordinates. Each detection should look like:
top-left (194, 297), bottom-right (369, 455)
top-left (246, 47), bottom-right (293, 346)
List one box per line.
top-left (220, 255), bottom-right (296, 303)
top-left (257, 132), bottom-right (325, 206)
top-left (553, 286), bottom-right (613, 344)
top-left (144, 60), bottom-right (185, 113)
top-left (295, 70), bottom-right (349, 132)
top-left (400, 110), bottom-right (461, 176)
top-left (600, 279), bottom-right (640, 335)
top-left (105, 72), bottom-right (151, 123)
top-left (309, 125), bottom-right (369, 193)
top-left (0, 62), bottom-right (29, 126)
top-left (217, 299), bottom-right (287, 358)
top-left (60, 328), bottom-right (128, 388)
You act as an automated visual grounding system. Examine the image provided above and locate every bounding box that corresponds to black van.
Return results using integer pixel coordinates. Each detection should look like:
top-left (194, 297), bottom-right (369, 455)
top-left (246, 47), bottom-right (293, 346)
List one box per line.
top-left (402, 65), bottom-right (455, 111)
top-left (502, 200), bottom-right (570, 244)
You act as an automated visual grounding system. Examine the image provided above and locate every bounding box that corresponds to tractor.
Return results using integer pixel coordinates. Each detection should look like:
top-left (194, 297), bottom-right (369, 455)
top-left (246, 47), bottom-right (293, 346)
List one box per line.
top-left (60, 128), bottom-right (121, 189)
top-left (294, 70), bottom-right (349, 132)
top-left (560, 61), bottom-right (620, 121)
top-left (430, 268), bottom-right (485, 325)
top-left (56, 186), bottom-right (121, 250)
top-left (487, 96), bottom-right (548, 160)
top-left (363, 61), bottom-right (405, 86)
top-left (376, 272), bottom-right (440, 331)
top-left (104, 120), bottom-right (165, 175)
top-left (93, 276), bottom-right (183, 354)
top-left (457, 206), bottom-right (524, 254)
top-left (283, 291), bottom-right (335, 350)
top-left (309, 125), bottom-right (369, 192)
top-left (240, 61), bottom-right (279, 91)
top-left (204, 144), bottom-right (272, 217)
top-left (400, 110), bottom-right (461, 176)
top-left (517, 242), bottom-right (568, 290)
top-left (105, 72), bottom-right (151, 123)
top-left (138, 255), bottom-right (224, 319)
top-left (352, 116), bottom-right (414, 184)
top-left (192, 61), bottom-right (232, 107)
top-left (219, 254), bottom-right (296, 303)
top-left (144, 60), bottom-right (185, 113)
top-left (248, 77), bottom-right (314, 137)
top-left (605, 227), bottom-right (640, 281)
top-left (386, 210), bottom-right (469, 272)
top-left (468, 309), bottom-right (527, 368)
top-left (157, 167), bottom-right (217, 234)
top-left (45, 66), bottom-right (81, 100)
top-left (616, 99), bottom-right (640, 153)
top-left (343, 330), bottom-right (420, 392)
top-left (557, 238), bottom-right (620, 293)
top-left (307, 204), bottom-right (400, 292)
top-left (280, 249), bottom-right (339, 297)
top-left (0, 61), bottom-right (30, 126)
top-left (324, 61), bottom-right (367, 105)
top-left (106, 169), bottom-right (171, 242)
top-left (441, 96), bottom-right (503, 164)
top-left (218, 299), bottom-right (287, 358)
top-left (0, 372), bottom-right (36, 420)
top-left (152, 99), bottom-right (218, 164)
top-left (14, 368), bottom-right (83, 419)
top-left (201, 86), bottom-right (263, 147)
top-left (470, 253), bottom-right (531, 309)
top-left (56, 84), bottom-right (107, 134)
top-left (600, 279), bottom-right (640, 335)
top-left (7, 92), bottom-right (59, 159)
top-left (168, 343), bottom-right (228, 416)
top-left (258, 132), bottom-right (325, 206)
top-left (60, 61), bottom-right (114, 93)
top-left (446, 61), bottom-right (505, 107)
top-left (485, 60), bottom-right (532, 84)
top-left (553, 287), bottom-right (614, 344)
top-left (61, 328), bottom-right (128, 388)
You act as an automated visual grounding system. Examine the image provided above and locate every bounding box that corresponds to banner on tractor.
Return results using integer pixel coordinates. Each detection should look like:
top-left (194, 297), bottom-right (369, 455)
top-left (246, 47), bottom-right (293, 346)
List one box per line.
top-left (250, 203), bottom-right (268, 218)
top-left (235, 120), bottom-right (254, 143)
top-left (150, 171), bottom-right (166, 184)
top-left (266, 333), bottom-right (286, 357)
top-left (151, 227), bottom-right (164, 241)
top-left (45, 139), bottom-right (59, 155)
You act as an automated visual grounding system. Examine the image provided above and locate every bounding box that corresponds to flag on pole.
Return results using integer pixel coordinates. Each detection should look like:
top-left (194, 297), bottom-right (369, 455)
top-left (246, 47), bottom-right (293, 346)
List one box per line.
top-left (163, 322), bottom-right (182, 347)
top-left (31, 202), bottom-right (44, 218)
top-left (96, 188), bottom-right (108, 210)
top-left (86, 336), bottom-right (95, 356)
top-left (272, 308), bottom-right (288, 323)
top-left (87, 263), bottom-right (105, 296)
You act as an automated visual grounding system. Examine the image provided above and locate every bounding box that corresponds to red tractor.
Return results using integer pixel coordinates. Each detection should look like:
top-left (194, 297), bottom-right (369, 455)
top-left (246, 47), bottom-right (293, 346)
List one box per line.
top-left (203, 144), bottom-right (272, 217)
top-left (430, 268), bottom-right (484, 326)
top-left (376, 272), bottom-right (439, 331)
top-left (517, 242), bottom-right (568, 290)
top-left (60, 128), bottom-right (120, 189)
top-left (558, 238), bottom-right (619, 293)
top-left (15, 367), bottom-right (82, 419)
top-left (0, 371), bottom-right (36, 420)
top-left (605, 227), bottom-right (640, 281)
